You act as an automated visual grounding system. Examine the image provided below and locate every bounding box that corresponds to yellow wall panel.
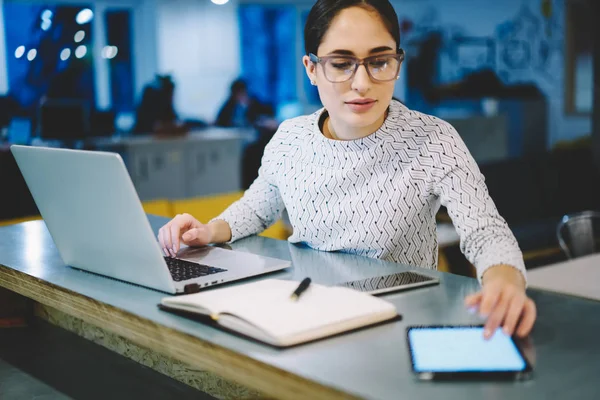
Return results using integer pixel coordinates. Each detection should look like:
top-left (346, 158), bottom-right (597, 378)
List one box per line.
top-left (0, 216), bottom-right (41, 227)
top-left (171, 192), bottom-right (244, 224)
top-left (141, 200), bottom-right (174, 218)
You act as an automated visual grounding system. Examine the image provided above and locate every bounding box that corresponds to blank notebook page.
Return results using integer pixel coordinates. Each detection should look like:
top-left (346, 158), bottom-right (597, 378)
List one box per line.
top-left (165, 279), bottom-right (396, 340)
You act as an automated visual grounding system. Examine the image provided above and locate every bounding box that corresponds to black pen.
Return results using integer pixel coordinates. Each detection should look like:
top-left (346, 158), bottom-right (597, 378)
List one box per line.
top-left (290, 277), bottom-right (311, 301)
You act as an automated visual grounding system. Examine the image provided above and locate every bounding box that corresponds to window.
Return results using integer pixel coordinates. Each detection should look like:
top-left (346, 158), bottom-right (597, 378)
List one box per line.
top-left (105, 9), bottom-right (134, 113)
top-left (238, 5), bottom-right (297, 110)
top-left (3, 2), bottom-right (95, 110)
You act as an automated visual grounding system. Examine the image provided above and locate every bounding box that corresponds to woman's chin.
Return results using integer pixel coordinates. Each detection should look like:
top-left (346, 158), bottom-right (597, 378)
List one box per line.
top-left (342, 110), bottom-right (383, 131)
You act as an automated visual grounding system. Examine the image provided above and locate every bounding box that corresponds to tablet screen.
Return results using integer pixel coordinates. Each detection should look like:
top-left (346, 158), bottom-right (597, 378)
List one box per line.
top-left (407, 326), bottom-right (527, 372)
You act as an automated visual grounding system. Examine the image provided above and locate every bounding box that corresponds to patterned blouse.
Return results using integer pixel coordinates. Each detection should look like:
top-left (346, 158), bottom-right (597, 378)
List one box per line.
top-left (213, 100), bottom-right (526, 282)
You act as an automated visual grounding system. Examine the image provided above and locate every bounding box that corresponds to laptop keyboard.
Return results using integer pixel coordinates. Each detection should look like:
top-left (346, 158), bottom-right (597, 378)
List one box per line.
top-left (164, 257), bottom-right (227, 282)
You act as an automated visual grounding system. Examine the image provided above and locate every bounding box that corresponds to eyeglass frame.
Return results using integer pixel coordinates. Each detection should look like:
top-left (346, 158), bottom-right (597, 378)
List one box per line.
top-left (308, 48), bottom-right (405, 83)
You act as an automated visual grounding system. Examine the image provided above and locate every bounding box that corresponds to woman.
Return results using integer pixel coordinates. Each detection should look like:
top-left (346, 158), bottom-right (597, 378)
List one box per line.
top-left (159, 0), bottom-right (536, 339)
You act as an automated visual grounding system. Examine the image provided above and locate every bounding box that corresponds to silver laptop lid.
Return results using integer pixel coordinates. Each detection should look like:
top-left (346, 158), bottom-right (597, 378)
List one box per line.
top-left (11, 145), bottom-right (176, 293)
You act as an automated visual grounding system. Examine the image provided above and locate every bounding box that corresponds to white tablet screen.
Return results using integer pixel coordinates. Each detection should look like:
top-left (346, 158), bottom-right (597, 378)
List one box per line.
top-left (408, 326), bottom-right (526, 372)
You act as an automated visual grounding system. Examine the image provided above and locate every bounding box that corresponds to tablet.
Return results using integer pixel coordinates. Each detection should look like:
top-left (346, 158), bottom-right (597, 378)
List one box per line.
top-left (406, 325), bottom-right (533, 380)
top-left (337, 271), bottom-right (439, 295)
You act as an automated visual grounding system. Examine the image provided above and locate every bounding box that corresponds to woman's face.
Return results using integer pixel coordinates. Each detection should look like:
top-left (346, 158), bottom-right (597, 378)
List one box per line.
top-left (303, 6), bottom-right (399, 139)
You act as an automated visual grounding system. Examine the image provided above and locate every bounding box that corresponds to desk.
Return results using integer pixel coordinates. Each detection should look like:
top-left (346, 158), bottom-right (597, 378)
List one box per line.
top-left (1, 217), bottom-right (600, 399)
top-left (528, 253), bottom-right (600, 302)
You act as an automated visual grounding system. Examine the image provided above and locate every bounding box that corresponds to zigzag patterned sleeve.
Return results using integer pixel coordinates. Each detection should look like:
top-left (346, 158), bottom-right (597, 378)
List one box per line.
top-left (209, 125), bottom-right (287, 243)
top-left (433, 122), bottom-right (527, 284)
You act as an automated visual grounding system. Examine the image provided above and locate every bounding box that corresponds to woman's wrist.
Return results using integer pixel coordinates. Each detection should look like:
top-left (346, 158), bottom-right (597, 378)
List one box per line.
top-left (207, 220), bottom-right (233, 244)
top-left (482, 264), bottom-right (526, 289)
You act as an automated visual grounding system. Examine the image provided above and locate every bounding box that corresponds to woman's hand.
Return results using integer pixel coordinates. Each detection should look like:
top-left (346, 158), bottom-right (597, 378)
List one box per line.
top-left (158, 213), bottom-right (213, 257)
top-left (464, 265), bottom-right (537, 339)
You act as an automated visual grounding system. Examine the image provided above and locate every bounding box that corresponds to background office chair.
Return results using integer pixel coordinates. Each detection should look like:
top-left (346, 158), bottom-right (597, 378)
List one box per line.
top-left (556, 211), bottom-right (600, 259)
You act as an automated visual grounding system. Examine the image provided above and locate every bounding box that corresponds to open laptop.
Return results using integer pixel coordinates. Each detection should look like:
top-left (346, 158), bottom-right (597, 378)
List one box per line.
top-left (11, 145), bottom-right (291, 294)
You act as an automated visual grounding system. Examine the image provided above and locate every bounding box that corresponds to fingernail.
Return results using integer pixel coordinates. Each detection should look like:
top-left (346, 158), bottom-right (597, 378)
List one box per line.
top-left (163, 248), bottom-right (169, 257)
top-left (171, 248), bottom-right (176, 257)
top-left (503, 327), bottom-right (511, 335)
top-left (467, 306), bottom-right (478, 314)
top-left (484, 329), bottom-right (492, 338)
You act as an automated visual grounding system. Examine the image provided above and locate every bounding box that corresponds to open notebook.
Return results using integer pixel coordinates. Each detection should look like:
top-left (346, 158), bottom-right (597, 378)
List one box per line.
top-left (160, 279), bottom-right (399, 347)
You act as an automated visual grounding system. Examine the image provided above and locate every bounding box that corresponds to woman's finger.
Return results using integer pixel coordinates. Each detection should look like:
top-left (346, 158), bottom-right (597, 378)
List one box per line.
top-left (501, 295), bottom-right (526, 336)
top-left (483, 290), bottom-right (509, 339)
top-left (478, 285), bottom-right (501, 317)
top-left (182, 227), bottom-right (210, 247)
top-left (464, 292), bottom-right (483, 307)
top-left (169, 214), bottom-right (192, 256)
top-left (163, 223), bottom-right (175, 256)
top-left (169, 222), bottom-right (181, 257)
top-left (157, 227), bottom-right (169, 257)
top-left (516, 299), bottom-right (537, 337)
top-left (160, 225), bottom-right (174, 257)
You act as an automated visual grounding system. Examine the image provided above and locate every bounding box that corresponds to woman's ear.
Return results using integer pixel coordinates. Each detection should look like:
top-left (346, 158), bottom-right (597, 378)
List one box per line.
top-left (302, 55), bottom-right (317, 85)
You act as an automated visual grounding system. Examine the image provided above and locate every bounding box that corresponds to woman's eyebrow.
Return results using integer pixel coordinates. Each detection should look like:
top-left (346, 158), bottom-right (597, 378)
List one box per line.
top-left (326, 49), bottom-right (355, 56)
top-left (326, 46), bottom-right (395, 56)
top-left (369, 46), bottom-right (395, 54)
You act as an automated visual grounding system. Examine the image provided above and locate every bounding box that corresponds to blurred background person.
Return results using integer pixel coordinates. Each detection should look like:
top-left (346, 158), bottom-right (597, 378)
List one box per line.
top-left (215, 78), bottom-right (277, 130)
top-left (133, 75), bottom-right (187, 135)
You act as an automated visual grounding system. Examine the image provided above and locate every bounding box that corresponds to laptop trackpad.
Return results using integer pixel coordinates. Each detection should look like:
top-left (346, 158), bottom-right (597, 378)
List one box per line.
top-left (176, 246), bottom-right (270, 271)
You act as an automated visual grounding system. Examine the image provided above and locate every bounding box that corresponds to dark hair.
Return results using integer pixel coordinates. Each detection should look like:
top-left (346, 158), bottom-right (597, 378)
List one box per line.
top-left (304, 0), bottom-right (401, 55)
top-left (156, 75), bottom-right (175, 92)
top-left (230, 78), bottom-right (248, 95)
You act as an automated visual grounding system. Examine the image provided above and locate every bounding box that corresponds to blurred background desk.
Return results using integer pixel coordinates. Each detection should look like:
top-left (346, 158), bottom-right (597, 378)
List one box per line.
top-left (528, 253), bottom-right (600, 302)
top-left (0, 127), bottom-right (256, 224)
top-left (93, 127), bottom-right (253, 201)
top-left (1, 216), bottom-right (600, 399)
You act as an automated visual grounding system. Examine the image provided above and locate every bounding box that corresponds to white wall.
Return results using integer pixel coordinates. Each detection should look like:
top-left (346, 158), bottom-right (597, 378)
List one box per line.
top-left (155, 0), bottom-right (240, 122)
top-left (132, 0), bottom-right (158, 104)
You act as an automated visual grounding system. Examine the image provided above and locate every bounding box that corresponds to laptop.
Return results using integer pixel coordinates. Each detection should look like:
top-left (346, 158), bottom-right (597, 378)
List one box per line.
top-left (11, 145), bottom-right (291, 294)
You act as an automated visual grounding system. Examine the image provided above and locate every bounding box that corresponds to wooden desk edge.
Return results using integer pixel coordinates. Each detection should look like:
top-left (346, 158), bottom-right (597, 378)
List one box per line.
top-left (0, 264), bottom-right (359, 400)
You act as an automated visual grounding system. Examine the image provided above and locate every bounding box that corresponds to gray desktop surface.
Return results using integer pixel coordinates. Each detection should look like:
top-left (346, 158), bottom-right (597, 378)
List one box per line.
top-left (0, 215), bottom-right (598, 400)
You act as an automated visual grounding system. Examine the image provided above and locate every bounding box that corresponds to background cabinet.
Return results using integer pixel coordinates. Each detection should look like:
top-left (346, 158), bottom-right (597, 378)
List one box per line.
top-left (97, 128), bottom-right (250, 201)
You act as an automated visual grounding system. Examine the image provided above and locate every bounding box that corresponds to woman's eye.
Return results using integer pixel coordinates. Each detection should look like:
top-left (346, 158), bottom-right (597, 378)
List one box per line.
top-left (330, 61), bottom-right (354, 70)
top-left (370, 60), bottom-right (388, 68)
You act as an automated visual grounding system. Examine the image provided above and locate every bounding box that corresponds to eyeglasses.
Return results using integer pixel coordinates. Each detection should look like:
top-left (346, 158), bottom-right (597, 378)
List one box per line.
top-left (309, 49), bottom-right (405, 83)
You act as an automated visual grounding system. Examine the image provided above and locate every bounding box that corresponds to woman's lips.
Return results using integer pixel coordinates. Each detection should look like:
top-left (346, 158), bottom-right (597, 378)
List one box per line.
top-left (345, 99), bottom-right (377, 113)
